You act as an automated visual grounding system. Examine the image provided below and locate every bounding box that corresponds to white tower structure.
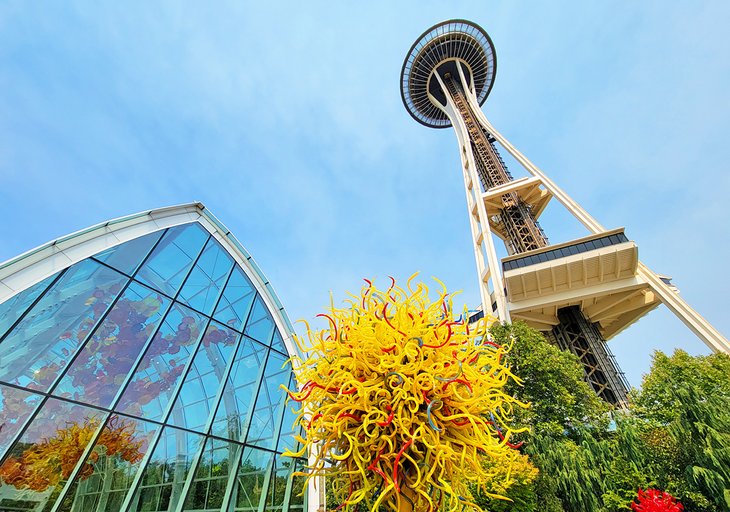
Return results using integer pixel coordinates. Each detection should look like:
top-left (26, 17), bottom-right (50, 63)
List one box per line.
top-left (401, 19), bottom-right (730, 406)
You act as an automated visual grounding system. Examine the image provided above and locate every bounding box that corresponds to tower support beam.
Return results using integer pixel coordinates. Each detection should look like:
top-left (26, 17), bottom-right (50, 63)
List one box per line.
top-left (467, 90), bottom-right (730, 355)
top-left (432, 71), bottom-right (510, 321)
top-left (400, 19), bottom-right (729, 411)
top-left (437, 64), bottom-right (630, 406)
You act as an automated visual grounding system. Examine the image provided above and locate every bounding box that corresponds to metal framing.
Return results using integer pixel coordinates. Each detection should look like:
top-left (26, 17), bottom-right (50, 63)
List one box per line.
top-left (0, 203), bottom-right (313, 512)
top-left (401, 20), bottom-right (730, 407)
top-left (0, 202), bottom-right (300, 360)
top-left (439, 62), bottom-right (629, 406)
top-left (546, 307), bottom-right (630, 405)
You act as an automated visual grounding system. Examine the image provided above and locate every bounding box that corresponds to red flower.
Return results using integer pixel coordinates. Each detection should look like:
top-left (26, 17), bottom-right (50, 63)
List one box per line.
top-left (631, 488), bottom-right (683, 512)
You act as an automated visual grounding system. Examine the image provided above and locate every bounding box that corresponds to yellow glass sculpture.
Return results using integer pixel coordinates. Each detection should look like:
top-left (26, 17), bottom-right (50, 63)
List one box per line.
top-left (283, 275), bottom-right (526, 511)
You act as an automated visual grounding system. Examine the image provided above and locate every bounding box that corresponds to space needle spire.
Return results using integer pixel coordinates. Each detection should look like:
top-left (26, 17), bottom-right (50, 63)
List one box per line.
top-left (401, 19), bottom-right (729, 406)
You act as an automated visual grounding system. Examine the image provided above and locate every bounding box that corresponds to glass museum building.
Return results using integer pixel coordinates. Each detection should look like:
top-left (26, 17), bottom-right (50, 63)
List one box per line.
top-left (0, 203), bottom-right (308, 512)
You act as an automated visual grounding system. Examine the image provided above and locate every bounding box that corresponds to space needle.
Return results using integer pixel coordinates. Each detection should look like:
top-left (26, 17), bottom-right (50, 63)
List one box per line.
top-left (401, 20), bottom-right (730, 406)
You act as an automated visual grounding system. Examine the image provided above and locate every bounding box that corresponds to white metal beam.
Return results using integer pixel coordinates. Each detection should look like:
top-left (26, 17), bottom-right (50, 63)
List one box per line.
top-left (461, 89), bottom-right (730, 354)
top-left (430, 68), bottom-right (510, 321)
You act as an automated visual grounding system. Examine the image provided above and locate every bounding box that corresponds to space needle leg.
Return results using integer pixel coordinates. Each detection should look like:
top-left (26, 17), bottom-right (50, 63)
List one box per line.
top-left (431, 71), bottom-right (510, 321)
top-left (465, 97), bottom-right (730, 354)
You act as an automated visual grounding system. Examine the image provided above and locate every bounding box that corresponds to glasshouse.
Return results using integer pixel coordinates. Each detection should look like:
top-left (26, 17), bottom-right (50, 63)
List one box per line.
top-left (0, 203), bottom-right (307, 512)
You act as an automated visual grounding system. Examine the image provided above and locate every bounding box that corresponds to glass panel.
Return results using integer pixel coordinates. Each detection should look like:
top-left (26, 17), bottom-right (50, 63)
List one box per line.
top-left (177, 238), bottom-right (233, 316)
top-left (0, 397), bottom-right (107, 512)
top-left (288, 459), bottom-right (307, 511)
top-left (243, 295), bottom-right (275, 344)
top-left (270, 329), bottom-right (287, 355)
top-left (276, 373), bottom-right (302, 456)
top-left (0, 272), bottom-right (58, 340)
top-left (234, 448), bottom-right (273, 512)
top-left (135, 224), bottom-right (209, 297)
top-left (245, 351), bottom-right (289, 450)
top-left (53, 282), bottom-right (170, 408)
top-left (131, 426), bottom-right (205, 512)
top-left (93, 231), bottom-right (165, 276)
top-left (0, 260), bottom-right (128, 392)
top-left (210, 337), bottom-right (268, 442)
top-left (182, 437), bottom-right (241, 511)
top-left (114, 304), bottom-right (207, 422)
top-left (0, 384), bottom-right (43, 459)
top-left (264, 458), bottom-right (293, 512)
top-left (213, 267), bottom-right (256, 332)
top-left (167, 322), bottom-right (239, 433)
top-left (57, 415), bottom-right (158, 512)
top-left (93, 229), bottom-right (165, 276)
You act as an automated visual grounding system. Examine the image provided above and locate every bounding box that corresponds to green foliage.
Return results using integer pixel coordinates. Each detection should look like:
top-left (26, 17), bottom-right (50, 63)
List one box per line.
top-left (486, 323), bottom-right (730, 512)
top-left (631, 350), bottom-right (730, 425)
top-left (334, 323), bottom-right (729, 512)
top-left (490, 322), bottom-right (610, 438)
top-left (486, 322), bottom-right (626, 511)
top-left (631, 350), bottom-right (730, 511)
top-left (473, 450), bottom-right (539, 512)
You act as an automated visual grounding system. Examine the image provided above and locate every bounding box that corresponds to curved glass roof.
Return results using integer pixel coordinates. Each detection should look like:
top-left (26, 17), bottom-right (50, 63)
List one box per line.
top-left (0, 215), bottom-right (307, 512)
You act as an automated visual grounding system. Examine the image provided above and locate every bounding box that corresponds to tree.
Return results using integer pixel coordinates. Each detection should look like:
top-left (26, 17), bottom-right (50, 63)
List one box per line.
top-left (631, 350), bottom-right (730, 511)
top-left (489, 322), bottom-right (610, 439)
top-left (631, 350), bottom-right (730, 425)
top-left (473, 449), bottom-right (539, 512)
top-left (487, 323), bottom-right (654, 511)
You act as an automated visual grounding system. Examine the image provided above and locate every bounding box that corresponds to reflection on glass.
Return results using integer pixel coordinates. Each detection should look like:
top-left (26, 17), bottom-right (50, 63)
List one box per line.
top-left (93, 231), bottom-right (165, 276)
top-left (276, 373), bottom-right (303, 457)
top-left (135, 224), bottom-right (209, 297)
top-left (233, 448), bottom-right (273, 511)
top-left (245, 351), bottom-right (289, 450)
top-left (0, 398), bottom-right (107, 511)
top-left (265, 457), bottom-right (295, 511)
top-left (0, 223), bottom-right (300, 511)
top-left (178, 238), bottom-right (233, 316)
top-left (0, 260), bottom-right (128, 391)
top-left (58, 415), bottom-right (157, 512)
top-left (288, 459), bottom-right (308, 511)
top-left (243, 295), bottom-right (275, 344)
top-left (53, 282), bottom-right (170, 408)
top-left (0, 272), bottom-right (58, 340)
top-left (213, 267), bottom-right (255, 332)
top-left (270, 328), bottom-right (287, 354)
top-left (0, 384), bottom-right (43, 459)
top-left (167, 322), bottom-right (238, 433)
top-left (114, 304), bottom-right (207, 422)
top-left (182, 437), bottom-right (240, 511)
top-left (210, 337), bottom-right (267, 442)
top-left (130, 426), bottom-right (204, 512)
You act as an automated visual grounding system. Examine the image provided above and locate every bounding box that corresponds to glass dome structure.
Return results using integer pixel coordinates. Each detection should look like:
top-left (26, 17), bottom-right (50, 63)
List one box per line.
top-left (0, 204), bottom-right (307, 512)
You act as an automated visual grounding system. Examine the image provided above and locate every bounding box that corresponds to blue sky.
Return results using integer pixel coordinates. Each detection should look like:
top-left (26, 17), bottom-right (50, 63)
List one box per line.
top-left (1, 1), bottom-right (728, 387)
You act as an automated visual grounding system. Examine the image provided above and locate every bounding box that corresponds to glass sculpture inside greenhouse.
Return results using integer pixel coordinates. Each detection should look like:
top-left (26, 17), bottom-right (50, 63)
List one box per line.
top-left (0, 204), bottom-right (306, 512)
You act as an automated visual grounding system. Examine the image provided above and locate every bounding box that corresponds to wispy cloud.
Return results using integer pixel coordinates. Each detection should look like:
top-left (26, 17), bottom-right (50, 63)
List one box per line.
top-left (0, 1), bottom-right (728, 386)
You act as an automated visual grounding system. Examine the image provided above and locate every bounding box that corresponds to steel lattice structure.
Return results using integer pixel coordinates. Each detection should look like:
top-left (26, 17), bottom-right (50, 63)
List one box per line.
top-left (401, 19), bottom-right (730, 407)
